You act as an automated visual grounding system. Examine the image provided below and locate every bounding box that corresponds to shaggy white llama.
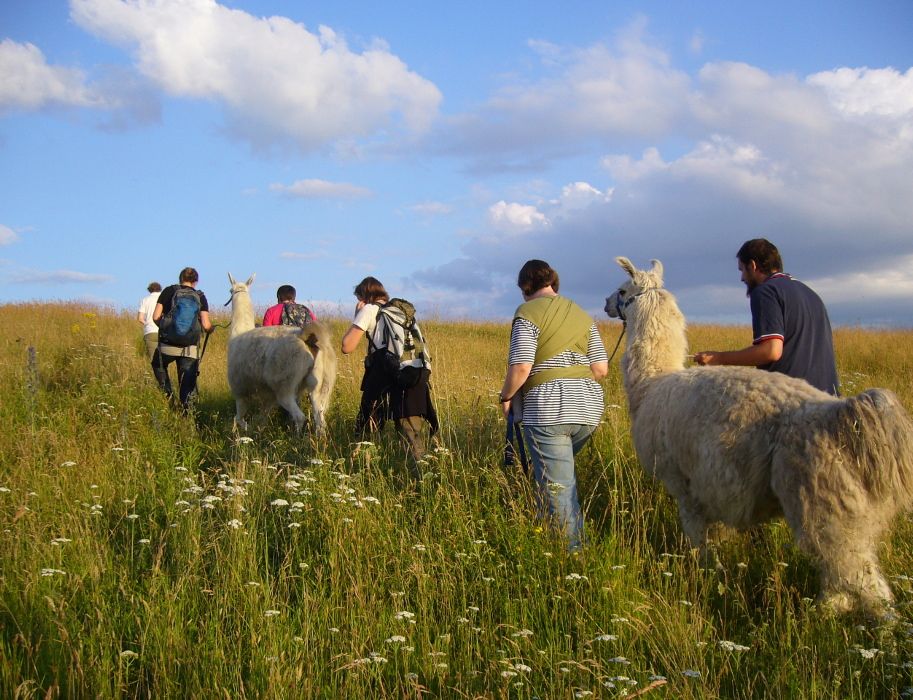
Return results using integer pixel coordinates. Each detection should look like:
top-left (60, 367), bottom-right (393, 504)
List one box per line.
top-left (605, 257), bottom-right (913, 614)
top-left (226, 274), bottom-right (336, 434)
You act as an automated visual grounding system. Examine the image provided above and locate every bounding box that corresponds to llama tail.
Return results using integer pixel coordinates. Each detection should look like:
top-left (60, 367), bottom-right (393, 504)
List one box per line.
top-left (832, 388), bottom-right (913, 508)
top-left (298, 322), bottom-right (337, 408)
top-left (300, 321), bottom-right (334, 358)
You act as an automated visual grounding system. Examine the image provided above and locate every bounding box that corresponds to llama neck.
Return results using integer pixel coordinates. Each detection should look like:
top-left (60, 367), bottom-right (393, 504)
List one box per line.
top-left (230, 289), bottom-right (257, 338)
top-left (621, 290), bottom-right (688, 398)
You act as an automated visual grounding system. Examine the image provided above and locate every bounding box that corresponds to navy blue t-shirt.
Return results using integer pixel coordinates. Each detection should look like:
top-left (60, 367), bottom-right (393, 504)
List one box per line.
top-left (749, 273), bottom-right (840, 395)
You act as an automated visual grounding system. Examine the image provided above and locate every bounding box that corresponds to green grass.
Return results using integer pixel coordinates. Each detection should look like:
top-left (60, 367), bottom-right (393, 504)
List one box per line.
top-left (2, 304), bottom-right (913, 698)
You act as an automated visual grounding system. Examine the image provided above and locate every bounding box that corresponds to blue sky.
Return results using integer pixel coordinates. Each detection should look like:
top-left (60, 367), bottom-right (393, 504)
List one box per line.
top-left (1, 0), bottom-right (912, 326)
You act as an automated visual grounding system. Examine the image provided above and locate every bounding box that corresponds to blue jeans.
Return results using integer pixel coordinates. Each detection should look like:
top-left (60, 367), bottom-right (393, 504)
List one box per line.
top-left (522, 423), bottom-right (596, 551)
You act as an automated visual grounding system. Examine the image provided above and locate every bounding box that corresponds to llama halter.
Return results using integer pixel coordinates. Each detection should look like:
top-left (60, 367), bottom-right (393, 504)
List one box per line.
top-left (616, 287), bottom-right (660, 321)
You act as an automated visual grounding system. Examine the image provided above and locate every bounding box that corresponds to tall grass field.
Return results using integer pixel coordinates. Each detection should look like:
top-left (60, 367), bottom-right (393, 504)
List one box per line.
top-left (2, 302), bottom-right (913, 698)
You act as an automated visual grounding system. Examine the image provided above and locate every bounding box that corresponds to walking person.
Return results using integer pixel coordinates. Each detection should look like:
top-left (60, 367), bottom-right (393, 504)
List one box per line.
top-left (151, 267), bottom-right (212, 410)
top-left (499, 259), bottom-right (608, 551)
top-left (262, 284), bottom-right (317, 327)
top-left (341, 276), bottom-right (437, 468)
top-left (137, 281), bottom-right (162, 361)
top-left (693, 238), bottom-right (840, 395)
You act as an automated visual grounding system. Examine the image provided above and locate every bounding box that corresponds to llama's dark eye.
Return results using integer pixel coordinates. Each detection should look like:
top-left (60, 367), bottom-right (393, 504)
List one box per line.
top-left (618, 290), bottom-right (626, 297)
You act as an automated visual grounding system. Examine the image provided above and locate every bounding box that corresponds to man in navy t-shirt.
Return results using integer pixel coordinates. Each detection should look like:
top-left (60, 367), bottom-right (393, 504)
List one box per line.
top-left (693, 238), bottom-right (840, 395)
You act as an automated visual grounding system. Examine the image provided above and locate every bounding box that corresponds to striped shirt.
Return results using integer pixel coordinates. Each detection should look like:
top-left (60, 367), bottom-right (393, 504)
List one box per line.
top-left (509, 318), bottom-right (607, 426)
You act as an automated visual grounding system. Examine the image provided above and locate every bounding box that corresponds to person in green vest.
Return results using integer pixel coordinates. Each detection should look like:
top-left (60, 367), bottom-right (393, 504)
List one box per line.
top-left (499, 259), bottom-right (608, 550)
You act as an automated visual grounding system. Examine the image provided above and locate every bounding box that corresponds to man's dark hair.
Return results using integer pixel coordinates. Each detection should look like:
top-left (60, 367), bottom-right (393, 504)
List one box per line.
top-left (354, 276), bottom-right (389, 304)
top-left (178, 267), bottom-right (199, 284)
top-left (517, 259), bottom-right (560, 296)
top-left (737, 239), bottom-right (782, 275)
top-left (147, 281), bottom-right (162, 293)
top-left (277, 285), bottom-right (296, 302)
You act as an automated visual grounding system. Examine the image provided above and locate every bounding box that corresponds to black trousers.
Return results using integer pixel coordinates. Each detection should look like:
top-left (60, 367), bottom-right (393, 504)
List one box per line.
top-left (152, 349), bottom-right (199, 408)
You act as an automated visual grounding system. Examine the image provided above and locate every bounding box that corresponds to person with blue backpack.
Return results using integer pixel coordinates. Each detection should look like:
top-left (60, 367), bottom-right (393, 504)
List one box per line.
top-left (151, 267), bottom-right (213, 410)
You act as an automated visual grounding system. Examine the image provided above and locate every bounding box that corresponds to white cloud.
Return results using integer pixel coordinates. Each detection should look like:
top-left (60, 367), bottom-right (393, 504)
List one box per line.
top-left (12, 269), bottom-right (114, 284)
top-left (808, 66), bottom-right (913, 118)
top-left (488, 201), bottom-right (550, 233)
top-left (415, 43), bottom-right (913, 324)
top-left (410, 202), bottom-right (454, 216)
top-left (441, 20), bottom-right (691, 169)
top-left (270, 179), bottom-right (372, 199)
top-left (280, 251), bottom-right (328, 260)
top-left (553, 182), bottom-right (611, 210)
top-left (0, 40), bottom-right (104, 112)
top-left (69, 0), bottom-right (442, 150)
top-left (0, 225), bottom-right (18, 245)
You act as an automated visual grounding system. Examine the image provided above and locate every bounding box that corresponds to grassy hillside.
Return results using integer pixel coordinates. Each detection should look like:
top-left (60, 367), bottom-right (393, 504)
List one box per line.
top-left (2, 303), bottom-right (912, 698)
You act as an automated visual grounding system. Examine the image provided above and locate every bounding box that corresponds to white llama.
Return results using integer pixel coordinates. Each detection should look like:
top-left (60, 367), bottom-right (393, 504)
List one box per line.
top-left (226, 274), bottom-right (336, 434)
top-left (605, 257), bottom-right (913, 614)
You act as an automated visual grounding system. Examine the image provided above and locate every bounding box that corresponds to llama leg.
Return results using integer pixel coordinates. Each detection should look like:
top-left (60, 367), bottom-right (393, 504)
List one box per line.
top-left (234, 398), bottom-right (249, 432)
top-left (276, 393), bottom-right (306, 432)
top-left (814, 525), bottom-right (893, 615)
top-left (774, 468), bottom-right (893, 614)
top-left (310, 392), bottom-right (325, 435)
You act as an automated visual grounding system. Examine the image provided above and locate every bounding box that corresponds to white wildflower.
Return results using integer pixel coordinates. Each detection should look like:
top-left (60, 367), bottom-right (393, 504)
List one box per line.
top-left (512, 629), bottom-right (534, 638)
top-left (263, 610), bottom-right (281, 617)
top-left (119, 650), bottom-right (138, 659)
top-left (227, 519), bottom-right (243, 530)
top-left (60, 461), bottom-right (77, 468)
top-left (719, 640), bottom-right (750, 652)
top-left (592, 634), bottom-right (617, 642)
top-left (683, 669), bottom-right (702, 679)
top-left (270, 499), bottom-right (289, 507)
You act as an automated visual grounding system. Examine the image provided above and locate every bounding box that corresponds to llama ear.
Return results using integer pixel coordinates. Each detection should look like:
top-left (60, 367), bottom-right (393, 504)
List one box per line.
top-left (228, 273), bottom-right (237, 285)
top-left (615, 257), bottom-right (637, 279)
top-left (649, 259), bottom-right (664, 284)
top-left (246, 274), bottom-right (256, 287)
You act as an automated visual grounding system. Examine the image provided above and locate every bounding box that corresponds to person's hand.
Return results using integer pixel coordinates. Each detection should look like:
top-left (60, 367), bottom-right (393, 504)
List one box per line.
top-left (693, 351), bottom-right (715, 366)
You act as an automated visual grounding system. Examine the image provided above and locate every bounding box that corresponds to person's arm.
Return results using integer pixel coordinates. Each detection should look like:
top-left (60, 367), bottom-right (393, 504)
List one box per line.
top-left (341, 325), bottom-right (365, 354)
top-left (136, 311), bottom-right (145, 325)
top-left (693, 338), bottom-right (783, 367)
top-left (152, 303), bottom-right (164, 324)
top-left (200, 310), bottom-right (213, 333)
top-left (500, 363), bottom-right (532, 418)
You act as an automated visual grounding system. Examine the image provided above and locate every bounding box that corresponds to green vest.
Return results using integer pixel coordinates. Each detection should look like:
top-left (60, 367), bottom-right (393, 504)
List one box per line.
top-left (513, 295), bottom-right (594, 394)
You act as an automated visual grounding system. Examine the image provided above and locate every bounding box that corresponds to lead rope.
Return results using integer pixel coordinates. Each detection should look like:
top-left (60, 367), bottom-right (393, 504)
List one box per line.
top-left (606, 322), bottom-right (626, 364)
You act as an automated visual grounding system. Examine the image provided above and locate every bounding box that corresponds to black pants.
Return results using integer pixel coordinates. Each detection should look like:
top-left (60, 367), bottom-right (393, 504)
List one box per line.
top-left (152, 349), bottom-right (199, 408)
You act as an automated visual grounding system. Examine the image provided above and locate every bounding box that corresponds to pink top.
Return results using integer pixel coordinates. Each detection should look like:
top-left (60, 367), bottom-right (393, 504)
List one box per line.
top-left (262, 302), bottom-right (317, 326)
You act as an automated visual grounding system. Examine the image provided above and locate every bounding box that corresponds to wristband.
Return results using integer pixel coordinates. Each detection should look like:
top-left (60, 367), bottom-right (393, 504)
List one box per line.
top-left (499, 394), bottom-right (513, 403)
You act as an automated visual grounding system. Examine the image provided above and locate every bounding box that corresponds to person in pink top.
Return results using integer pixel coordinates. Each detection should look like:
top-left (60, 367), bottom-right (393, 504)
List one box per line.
top-left (262, 285), bottom-right (316, 327)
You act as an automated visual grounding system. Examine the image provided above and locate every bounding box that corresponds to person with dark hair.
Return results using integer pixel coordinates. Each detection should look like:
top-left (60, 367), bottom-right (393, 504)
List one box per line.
top-left (151, 267), bottom-right (213, 409)
top-left (341, 276), bottom-right (438, 466)
top-left (262, 284), bottom-right (317, 327)
top-left (499, 259), bottom-right (608, 550)
top-left (694, 238), bottom-right (840, 395)
top-left (137, 281), bottom-right (162, 361)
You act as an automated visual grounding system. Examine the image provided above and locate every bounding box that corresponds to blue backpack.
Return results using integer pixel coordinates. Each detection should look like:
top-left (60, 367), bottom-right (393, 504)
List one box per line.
top-left (158, 286), bottom-right (202, 347)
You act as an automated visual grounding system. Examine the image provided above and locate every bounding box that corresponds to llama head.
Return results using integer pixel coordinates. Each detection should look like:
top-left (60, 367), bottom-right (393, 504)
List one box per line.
top-left (605, 257), bottom-right (664, 320)
top-left (227, 273), bottom-right (256, 295)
